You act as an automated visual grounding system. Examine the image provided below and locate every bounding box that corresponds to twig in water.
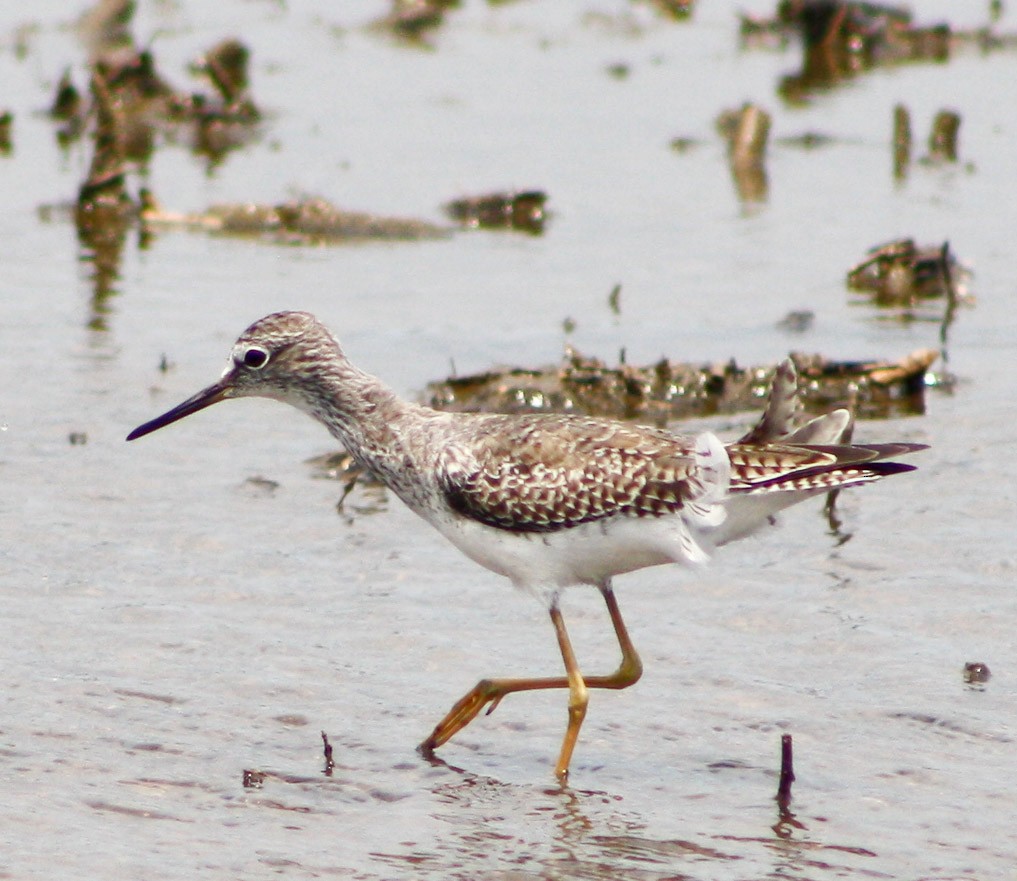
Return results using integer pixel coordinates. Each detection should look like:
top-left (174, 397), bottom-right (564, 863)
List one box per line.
top-left (776, 733), bottom-right (795, 810)
top-left (321, 730), bottom-right (335, 777)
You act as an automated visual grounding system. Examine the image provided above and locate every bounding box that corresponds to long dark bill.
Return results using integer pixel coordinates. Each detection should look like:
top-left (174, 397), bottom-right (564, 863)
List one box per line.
top-left (126, 379), bottom-right (229, 441)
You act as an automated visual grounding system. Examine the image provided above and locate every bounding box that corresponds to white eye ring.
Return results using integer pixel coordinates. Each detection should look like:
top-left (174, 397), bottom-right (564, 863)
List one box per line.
top-left (241, 346), bottom-right (269, 369)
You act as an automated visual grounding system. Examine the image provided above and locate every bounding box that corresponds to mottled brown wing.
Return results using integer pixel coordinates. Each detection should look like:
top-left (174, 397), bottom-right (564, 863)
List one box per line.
top-left (438, 416), bottom-right (701, 533)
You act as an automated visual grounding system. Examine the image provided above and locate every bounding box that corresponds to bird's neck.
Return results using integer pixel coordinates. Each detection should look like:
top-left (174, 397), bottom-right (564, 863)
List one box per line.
top-left (302, 358), bottom-right (421, 473)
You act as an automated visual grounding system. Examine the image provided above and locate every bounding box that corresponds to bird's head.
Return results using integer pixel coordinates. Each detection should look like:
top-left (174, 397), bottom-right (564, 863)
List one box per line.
top-left (126, 311), bottom-right (339, 441)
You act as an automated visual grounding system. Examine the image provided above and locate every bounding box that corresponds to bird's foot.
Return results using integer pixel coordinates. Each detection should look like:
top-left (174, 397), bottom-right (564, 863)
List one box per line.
top-left (419, 678), bottom-right (505, 754)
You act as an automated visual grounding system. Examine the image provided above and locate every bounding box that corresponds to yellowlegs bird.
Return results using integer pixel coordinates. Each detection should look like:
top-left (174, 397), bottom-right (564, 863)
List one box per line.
top-left (127, 311), bottom-right (925, 780)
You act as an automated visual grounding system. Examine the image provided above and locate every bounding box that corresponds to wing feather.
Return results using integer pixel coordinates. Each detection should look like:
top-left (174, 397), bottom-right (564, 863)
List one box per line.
top-left (438, 416), bottom-right (702, 533)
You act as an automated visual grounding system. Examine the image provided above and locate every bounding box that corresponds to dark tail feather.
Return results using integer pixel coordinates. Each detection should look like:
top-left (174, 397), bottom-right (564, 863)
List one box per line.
top-left (748, 442), bottom-right (926, 493)
top-left (856, 460), bottom-right (918, 477)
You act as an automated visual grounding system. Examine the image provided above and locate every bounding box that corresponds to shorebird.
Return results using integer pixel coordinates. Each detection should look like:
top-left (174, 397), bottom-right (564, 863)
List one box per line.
top-left (127, 311), bottom-right (925, 780)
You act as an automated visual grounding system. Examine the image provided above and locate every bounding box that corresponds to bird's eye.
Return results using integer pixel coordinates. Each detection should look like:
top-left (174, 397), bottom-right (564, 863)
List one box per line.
top-left (242, 346), bottom-right (269, 369)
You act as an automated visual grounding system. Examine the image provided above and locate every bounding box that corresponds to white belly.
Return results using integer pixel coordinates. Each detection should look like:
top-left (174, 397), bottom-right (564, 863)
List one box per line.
top-left (426, 510), bottom-right (708, 593)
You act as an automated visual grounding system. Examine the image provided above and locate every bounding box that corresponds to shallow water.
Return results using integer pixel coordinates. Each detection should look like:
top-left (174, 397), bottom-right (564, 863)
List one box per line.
top-left (3, 1), bottom-right (1017, 878)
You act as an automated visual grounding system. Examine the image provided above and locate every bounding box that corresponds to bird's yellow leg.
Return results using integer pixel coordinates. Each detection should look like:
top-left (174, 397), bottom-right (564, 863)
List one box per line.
top-left (418, 583), bottom-right (642, 777)
top-left (549, 603), bottom-right (588, 780)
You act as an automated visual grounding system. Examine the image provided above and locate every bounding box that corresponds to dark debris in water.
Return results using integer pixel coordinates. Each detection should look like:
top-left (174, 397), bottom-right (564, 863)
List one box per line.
top-left (242, 769), bottom-right (266, 789)
top-left (56, 11), bottom-right (261, 169)
top-left (776, 310), bottom-right (815, 333)
top-left (140, 191), bottom-right (450, 244)
top-left (717, 103), bottom-right (770, 204)
top-left (321, 731), bottom-right (335, 777)
top-left (374, 0), bottom-right (694, 46)
top-left (649, 0), bottom-right (696, 20)
top-left (679, 97), bottom-right (970, 209)
top-left (0, 110), bottom-right (12, 153)
top-left (45, 3), bottom-right (264, 325)
top-left (115, 688), bottom-right (183, 705)
top-left (740, 1), bottom-right (1017, 103)
top-left (91, 187), bottom-right (551, 245)
top-left (923, 109), bottom-right (962, 164)
top-left (963, 661), bottom-right (991, 685)
top-left (427, 346), bottom-right (939, 426)
top-left (773, 733), bottom-right (805, 837)
top-left (444, 190), bottom-right (548, 236)
top-left (241, 475), bottom-right (280, 497)
top-left (776, 733), bottom-right (795, 810)
top-left (373, 0), bottom-right (462, 44)
top-left (847, 238), bottom-right (973, 310)
top-left (306, 450), bottom-right (390, 511)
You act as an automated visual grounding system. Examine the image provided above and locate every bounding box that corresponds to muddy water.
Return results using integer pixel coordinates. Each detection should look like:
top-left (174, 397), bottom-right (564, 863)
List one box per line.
top-left (3, 1), bottom-right (1016, 878)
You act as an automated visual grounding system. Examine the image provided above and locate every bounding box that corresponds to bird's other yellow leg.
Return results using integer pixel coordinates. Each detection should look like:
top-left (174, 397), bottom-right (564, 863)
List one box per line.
top-left (584, 582), bottom-right (643, 690)
top-left (418, 673), bottom-right (566, 756)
